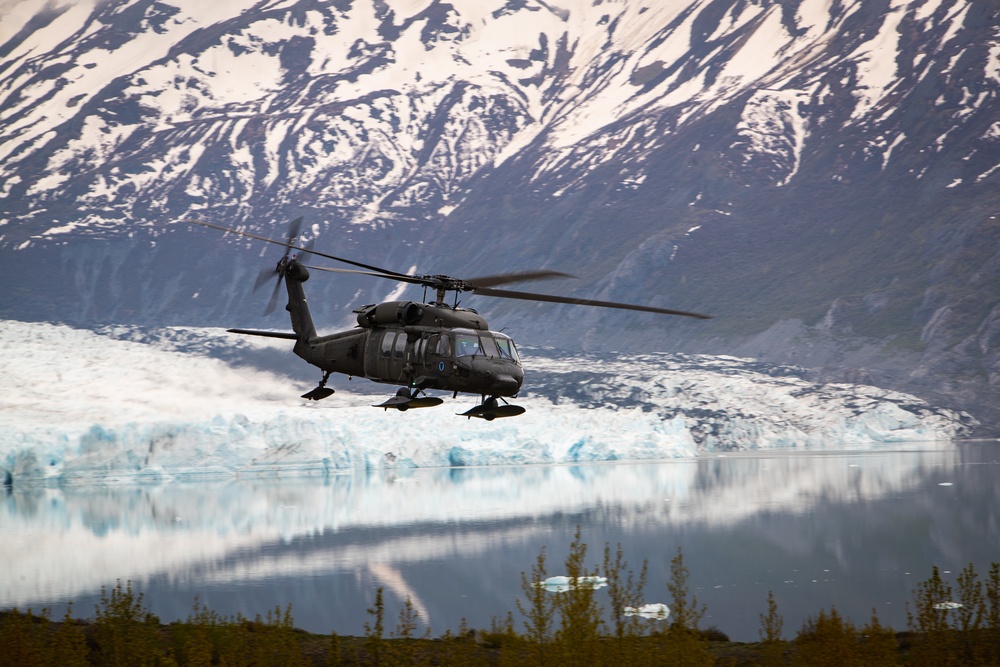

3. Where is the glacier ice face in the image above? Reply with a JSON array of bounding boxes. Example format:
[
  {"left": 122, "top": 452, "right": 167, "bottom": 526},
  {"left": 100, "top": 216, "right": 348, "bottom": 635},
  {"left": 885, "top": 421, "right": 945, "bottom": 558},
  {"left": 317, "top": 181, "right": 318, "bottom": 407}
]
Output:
[{"left": 0, "top": 320, "right": 975, "bottom": 486}]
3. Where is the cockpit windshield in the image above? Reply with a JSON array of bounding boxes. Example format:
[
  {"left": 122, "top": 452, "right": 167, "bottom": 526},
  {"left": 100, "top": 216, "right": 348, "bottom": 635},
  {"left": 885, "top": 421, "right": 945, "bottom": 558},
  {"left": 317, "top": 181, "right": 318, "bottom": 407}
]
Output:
[
  {"left": 451, "top": 330, "right": 520, "bottom": 363},
  {"left": 479, "top": 333, "right": 499, "bottom": 358},
  {"left": 455, "top": 334, "right": 482, "bottom": 357}
]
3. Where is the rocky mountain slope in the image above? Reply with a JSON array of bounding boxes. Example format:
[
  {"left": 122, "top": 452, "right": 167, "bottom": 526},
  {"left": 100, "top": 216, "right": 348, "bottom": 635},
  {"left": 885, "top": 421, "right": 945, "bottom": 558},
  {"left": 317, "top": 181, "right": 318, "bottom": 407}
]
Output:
[{"left": 1, "top": 0, "right": 998, "bottom": 430}]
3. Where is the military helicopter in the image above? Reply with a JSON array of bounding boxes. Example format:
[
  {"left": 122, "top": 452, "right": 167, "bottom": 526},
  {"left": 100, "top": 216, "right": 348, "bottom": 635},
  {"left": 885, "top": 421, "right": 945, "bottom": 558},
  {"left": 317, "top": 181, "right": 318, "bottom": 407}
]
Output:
[{"left": 187, "top": 218, "right": 710, "bottom": 420}]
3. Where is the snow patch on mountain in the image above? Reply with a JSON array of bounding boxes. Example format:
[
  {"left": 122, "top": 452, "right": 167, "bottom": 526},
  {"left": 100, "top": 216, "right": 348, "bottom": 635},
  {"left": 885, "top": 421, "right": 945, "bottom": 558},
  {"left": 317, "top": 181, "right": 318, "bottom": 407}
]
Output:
[
  {"left": 734, "top": 89, "right": 811, "bottom": 186},
  {"left": 848, "top": 1, "right": 906, "bottom": 121}
]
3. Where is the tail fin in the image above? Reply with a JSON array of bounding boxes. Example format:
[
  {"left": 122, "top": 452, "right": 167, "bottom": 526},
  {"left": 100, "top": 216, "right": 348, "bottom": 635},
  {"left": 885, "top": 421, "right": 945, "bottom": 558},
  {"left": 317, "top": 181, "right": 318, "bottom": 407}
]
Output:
[{"left": 283, "top": 262, "right": 317, "bottom": 343}]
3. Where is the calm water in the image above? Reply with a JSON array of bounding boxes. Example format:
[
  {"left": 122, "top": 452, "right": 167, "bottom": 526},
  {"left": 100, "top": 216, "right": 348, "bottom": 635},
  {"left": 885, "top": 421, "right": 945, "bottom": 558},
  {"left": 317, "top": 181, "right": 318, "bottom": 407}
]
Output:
[{"left": 2, "top": 441, "right": 998, "bottom": 641}]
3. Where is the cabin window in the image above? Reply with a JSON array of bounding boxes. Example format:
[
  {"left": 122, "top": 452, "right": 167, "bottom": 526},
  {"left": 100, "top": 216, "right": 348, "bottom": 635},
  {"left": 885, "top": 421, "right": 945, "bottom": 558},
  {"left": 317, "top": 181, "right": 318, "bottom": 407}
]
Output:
[
  {"left": 455, "top": 334, "right": 482, "bottom": 357},
  {"left": 393, "top": 333, "right": 407, "bottom": 359},
  {"left": 495, "top": 335, "right": 519, "bottom": 362},
  {"left": 380, "top": 331, "right": 395, "bottom": 358}
]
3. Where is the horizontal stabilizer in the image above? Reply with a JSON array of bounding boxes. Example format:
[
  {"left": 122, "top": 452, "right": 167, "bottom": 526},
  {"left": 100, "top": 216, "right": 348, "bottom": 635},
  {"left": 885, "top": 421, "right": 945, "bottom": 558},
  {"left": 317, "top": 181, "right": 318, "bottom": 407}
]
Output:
[{"left": 227, "top": 328, "right": 299, "bottom": 340}]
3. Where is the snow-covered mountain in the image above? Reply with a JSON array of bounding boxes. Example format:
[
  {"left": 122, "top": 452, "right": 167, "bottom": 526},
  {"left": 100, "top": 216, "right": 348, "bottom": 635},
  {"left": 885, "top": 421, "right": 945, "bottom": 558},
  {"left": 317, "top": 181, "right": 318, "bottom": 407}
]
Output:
[
  {"left": 0, "top": 320, "right": 973, "bottom": 485},
  {"left": 1, "top": 0, "right": 998, "bottom": 429}
]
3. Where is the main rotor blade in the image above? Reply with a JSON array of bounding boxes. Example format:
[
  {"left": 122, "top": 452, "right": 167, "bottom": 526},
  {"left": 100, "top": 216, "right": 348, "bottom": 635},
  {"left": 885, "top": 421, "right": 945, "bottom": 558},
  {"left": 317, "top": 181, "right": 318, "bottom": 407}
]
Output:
[
  {"left": 305, "top": 265, "right": 577, "bottom": 290},
  {"left": 183, "top": 219, "right": 413, "bottom": 280},
  {"left": 472, "top": 286, "right": 713, "bottom": 319},
  {"left": 303, "top": 264, "right": 428, "bottom": 286},
  {"left": 466, "top": 270, "right": 576, "bottom": 289}
]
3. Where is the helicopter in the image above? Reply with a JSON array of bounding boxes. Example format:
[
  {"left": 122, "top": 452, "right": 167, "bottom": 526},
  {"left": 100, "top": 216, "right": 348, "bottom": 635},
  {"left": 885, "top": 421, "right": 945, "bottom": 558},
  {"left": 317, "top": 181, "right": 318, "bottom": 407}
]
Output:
[{"left": 187, "top": 218, "right": 711, "bottom": 420}]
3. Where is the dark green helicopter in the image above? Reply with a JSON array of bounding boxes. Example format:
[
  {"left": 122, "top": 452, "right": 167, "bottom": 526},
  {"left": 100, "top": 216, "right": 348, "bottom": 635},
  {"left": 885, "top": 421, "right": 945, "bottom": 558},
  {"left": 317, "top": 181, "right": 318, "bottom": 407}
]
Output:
[{"left": 188, "top": 218, "right": 710, "bottom": 420}]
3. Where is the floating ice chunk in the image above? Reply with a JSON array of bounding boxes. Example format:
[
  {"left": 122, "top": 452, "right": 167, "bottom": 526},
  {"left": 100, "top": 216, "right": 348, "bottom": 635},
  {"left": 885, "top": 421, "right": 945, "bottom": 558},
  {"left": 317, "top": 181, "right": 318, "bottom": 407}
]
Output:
[
  {"left": 938, "top": 482, "right": 954, "bottom": 486},
  {"left": 539, "top": 575, "right": 608, "bottom": 592},
  {"left": 933, "top": 601, "right": 962, "bottom": 610},
  {"left": 624, "top": 603, "right": 670, "bottom": 619}
]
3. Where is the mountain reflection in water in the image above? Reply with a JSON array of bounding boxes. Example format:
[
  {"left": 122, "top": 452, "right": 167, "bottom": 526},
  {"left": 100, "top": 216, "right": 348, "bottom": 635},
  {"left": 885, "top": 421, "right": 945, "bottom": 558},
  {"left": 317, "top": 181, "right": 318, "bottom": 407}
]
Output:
[{"left": 2, "top": 441, "right": 998, "bottom": 641}]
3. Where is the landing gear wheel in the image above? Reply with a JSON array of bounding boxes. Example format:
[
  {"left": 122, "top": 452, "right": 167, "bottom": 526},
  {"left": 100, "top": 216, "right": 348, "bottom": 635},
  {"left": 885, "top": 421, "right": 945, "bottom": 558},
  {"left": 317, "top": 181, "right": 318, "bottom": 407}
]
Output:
[
  {"left": 458, "top": 396, "right": 524, "bottom": 420},
  {"left": 373, "top": 388, "right": 444, "bottom": 411},
  {"left": 301, "top": 372, "right": 335, "bottom": 401},
  {"left": 396, "top": 387, "right": 412, "bottom": 410}
]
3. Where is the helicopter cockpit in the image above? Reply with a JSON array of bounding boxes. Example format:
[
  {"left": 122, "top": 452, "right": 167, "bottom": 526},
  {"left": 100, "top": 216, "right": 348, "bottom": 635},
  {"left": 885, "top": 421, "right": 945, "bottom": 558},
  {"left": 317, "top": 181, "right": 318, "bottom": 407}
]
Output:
[{"left": 452, "top": 330, "right": 520, "bottom": 363}]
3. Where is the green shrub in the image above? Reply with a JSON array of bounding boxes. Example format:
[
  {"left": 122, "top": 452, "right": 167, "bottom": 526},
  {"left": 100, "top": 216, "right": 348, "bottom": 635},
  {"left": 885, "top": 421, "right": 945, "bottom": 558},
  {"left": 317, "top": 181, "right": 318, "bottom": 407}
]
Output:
[
  {"left": 792, "top": 607, "right": 858, "bottom": 666},
  {"left": 0, "top": 608, "right": 51, "bottom": 667},
  {"left": 51, "top": 605, "right": 90, "bottom": 667},
  {"left": 858, "top": 609, "right": 898, "bottom": 667},
  {"left": 16, "top": 548, "right": 1000, "bottom": 665},
  {"left": 656, "top": 547, "right": 713, "bottom": 666},
  {"left": 551, "top": 529, "right": 605, "bottom": 664},
  {"left": 92, "top": 580, "right": 164, "bottom": 667},
  {"left": 363, "top": 587, "right": 386, "bottom": 666},
  {"left": 602, "top": 541, "right": 650, "bottom": 664},
  {"left": 757, "top": 590, "right": 787, "bottom": 666},
  {"left": 515, "top": 546, "right": 554, "bottom": 665}
]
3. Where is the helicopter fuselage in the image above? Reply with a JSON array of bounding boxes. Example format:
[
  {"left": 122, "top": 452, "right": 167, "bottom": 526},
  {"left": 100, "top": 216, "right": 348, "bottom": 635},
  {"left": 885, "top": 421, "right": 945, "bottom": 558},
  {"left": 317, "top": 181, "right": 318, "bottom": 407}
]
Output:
[
  {"left": 298, "top": 301, "right": 524, "bottom": 398},
  {"left": 230, "top": 260, "right": 525, "bottom": 402}
]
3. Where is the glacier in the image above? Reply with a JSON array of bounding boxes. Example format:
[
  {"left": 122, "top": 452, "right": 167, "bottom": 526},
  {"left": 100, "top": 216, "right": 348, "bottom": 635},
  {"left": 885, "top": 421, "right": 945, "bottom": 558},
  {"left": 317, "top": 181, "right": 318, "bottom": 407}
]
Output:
[{"left": 0, "top": 319, "right": 974, "bottom": 486}]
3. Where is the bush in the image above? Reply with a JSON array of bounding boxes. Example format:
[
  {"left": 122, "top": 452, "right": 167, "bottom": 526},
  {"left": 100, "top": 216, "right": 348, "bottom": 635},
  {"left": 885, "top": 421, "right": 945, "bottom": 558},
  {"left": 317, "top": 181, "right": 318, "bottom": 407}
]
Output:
[{"left": 7, "top": 551, "right": 1000, "bottom": 666}]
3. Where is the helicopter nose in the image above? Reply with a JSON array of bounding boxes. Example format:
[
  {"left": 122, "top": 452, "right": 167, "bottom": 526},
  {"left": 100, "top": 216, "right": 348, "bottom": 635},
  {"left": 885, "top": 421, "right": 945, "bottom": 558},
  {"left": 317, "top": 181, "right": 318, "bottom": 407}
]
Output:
[{"left": 492, "top": 373, "right": 522, "bottom": 396}]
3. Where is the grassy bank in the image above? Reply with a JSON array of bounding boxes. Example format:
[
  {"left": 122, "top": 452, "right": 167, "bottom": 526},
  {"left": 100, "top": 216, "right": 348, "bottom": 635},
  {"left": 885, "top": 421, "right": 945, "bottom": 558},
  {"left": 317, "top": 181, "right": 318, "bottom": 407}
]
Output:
[{"left": 3, "top": 537, "right": 1000, "bottom": 666}]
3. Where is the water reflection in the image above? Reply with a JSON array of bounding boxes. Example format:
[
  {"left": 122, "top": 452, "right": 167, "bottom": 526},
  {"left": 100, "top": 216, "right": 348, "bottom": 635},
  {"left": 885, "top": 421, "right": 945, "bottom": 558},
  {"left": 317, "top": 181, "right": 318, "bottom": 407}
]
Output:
[{"left": 2, "top": 441, "right": 998, "bottom": 641}]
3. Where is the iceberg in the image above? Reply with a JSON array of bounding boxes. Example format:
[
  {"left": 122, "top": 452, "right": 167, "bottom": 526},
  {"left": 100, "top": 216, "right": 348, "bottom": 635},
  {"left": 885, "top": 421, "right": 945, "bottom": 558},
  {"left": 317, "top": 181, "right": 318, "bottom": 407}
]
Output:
[
  {"left": 624, "top": 603, "right": 670, "bottom": 620},
  {"left": 540, "top": 575, "right": 609, "bottom": 592},
  {"left": 0, "top": 320, "right": 975, "bottom": 486},
  {"left": 933, "top": 602, "right": 963, "bottom": 610}
]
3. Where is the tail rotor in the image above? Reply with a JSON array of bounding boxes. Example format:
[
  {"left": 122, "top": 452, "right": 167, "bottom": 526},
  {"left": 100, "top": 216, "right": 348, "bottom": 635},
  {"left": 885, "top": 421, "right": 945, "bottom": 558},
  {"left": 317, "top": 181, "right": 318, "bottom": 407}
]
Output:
[{"left": 252, "top": 217, "right": 304, "bottom": 316}]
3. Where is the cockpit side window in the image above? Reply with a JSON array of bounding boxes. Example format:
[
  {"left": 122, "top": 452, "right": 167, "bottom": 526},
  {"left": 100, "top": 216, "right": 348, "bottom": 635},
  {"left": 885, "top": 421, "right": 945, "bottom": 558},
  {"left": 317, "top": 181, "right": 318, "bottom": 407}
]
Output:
[
  {"left": 432, "top": 334, "right": 452, "bottom": 357},
  {"left": 455, "top": 334, "right": 482, "bottom": 357}
]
